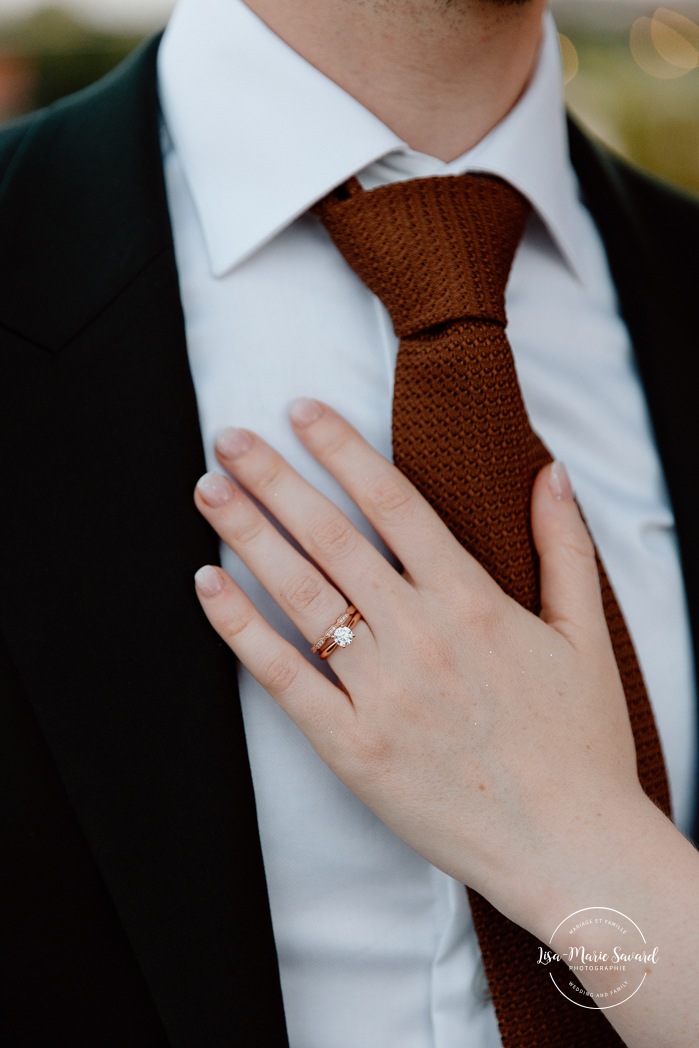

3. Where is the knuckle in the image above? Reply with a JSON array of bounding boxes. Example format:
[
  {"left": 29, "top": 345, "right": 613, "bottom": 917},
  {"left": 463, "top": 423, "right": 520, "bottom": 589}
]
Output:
[
  {"left": 576, "top": 533, "right": 597, "bottom": 562},
  {"left": 410, "top": 625, "right": 459, "bottom": 676},
  {"left": 307, "top": 513, "right": 357, "bottom": 559},
  {"left": 320, "top": 425, "right": 354, "bottom": 461},
  {"left": 254, "top": 459, "right": 284, "bottom": 493},
  {"left": 228, "top": 509, "right": 265, "bottom": 545},
  {"left": 282, "top": 570, "right": 324, "bottom": 614},
  {"left": 264, "top": 652, "right": 301, "bottom": 694},
  {"left": 352, "top": 725, "right": 395, "bottom": 770},
  {"left": 458, "top": 584, "right": 499, "bottom": 631},
  {"left": 552, "top": 511, "right": 596, "bottom": 562},
  {"left": 364, "top": 473, "right": 414, "bottom": 524},
  {"left": 563, "top": 531, "right": 597, "bottom": 567},
  {"left": 220, "top": 605, "right": 255, "bottom": 644}
]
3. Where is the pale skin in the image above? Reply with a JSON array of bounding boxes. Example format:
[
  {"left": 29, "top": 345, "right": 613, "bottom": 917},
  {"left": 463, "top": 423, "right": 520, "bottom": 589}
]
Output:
[
  {"left": 244, "top": 0, "right": 547, "bottom": 160},
  {"left": 192, "top": 0, "right": 699, "bottom": 1043},
  {"left": 193, "top": 403, "right": 699, "bottom": 1047}
]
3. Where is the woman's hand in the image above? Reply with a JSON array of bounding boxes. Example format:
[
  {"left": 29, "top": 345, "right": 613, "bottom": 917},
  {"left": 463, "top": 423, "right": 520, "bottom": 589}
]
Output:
[{"left": 192, "top": 398, "right": 646, "bottom": 931}]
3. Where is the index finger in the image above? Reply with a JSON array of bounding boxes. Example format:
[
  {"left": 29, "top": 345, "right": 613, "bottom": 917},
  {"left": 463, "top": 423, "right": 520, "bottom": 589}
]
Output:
[{"left": 289, "top": 398, "right": 489, "bottom": 591}]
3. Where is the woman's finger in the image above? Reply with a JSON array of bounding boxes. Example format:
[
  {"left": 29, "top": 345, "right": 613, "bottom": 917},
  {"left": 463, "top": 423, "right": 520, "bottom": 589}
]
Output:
[
  {"left": 213, "top": 425, "right": 412, "bottom": 624},
  {"left": 288, "top": 398, "right": 487, "bottom": 591},
  {"left": 531, "top": 461, "right": 609, "bottom": 647},
  {"left": 193, "top": 564, "right": 356, "bottom": 746},
  {"left": 194, "top": 470, "right": 365, "bottom": 650},
  {"left": 214, "top": 403, "right": 490, "bottom": 606}
]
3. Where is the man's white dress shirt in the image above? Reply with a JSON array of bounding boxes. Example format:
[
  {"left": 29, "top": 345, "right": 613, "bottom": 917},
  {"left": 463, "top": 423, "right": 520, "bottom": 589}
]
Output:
[{"left": 158, "top": 2, "right": 696, "bottom": 1044}]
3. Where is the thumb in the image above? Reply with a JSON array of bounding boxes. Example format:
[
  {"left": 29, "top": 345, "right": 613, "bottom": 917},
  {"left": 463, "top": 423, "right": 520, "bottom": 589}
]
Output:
[{"left": 531, "top": 462, "right": 607, "bottom": 644}]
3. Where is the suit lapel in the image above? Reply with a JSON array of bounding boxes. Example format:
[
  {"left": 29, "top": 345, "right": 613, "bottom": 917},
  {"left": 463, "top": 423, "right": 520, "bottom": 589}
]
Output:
[
  {"left": 0, "top": 40, "right": 289, "bottom": 1046},
  {"left": 570, "top": 122, "right": 699, "bottom": 837}
]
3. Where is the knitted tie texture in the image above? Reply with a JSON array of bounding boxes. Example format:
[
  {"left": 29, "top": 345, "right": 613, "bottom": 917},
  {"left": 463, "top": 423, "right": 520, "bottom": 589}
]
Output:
[{"left": 314, "top": 174, "right": 671, "bottom": 1048}]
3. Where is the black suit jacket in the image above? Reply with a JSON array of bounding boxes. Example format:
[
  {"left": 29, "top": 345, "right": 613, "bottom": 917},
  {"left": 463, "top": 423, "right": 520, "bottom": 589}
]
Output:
[{"left": 1, "top": 36, "right": 698, "bottom": 1048}]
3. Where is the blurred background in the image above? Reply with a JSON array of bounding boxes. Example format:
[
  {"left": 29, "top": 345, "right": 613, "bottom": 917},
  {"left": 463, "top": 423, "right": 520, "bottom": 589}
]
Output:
[{"left": 0, "top": 0, "right": 698, "bottom": 195}]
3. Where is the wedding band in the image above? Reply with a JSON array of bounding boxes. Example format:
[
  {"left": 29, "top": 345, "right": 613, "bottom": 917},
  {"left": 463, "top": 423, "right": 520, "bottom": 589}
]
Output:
[{"left": 311, "top": 605, "right": 362, "bottom": 660}]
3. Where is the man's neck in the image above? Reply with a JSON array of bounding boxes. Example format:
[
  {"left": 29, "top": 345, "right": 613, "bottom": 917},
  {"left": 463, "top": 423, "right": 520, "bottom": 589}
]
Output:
[{"left": 243, "top": 0, "right": 547, "bottom": 161}]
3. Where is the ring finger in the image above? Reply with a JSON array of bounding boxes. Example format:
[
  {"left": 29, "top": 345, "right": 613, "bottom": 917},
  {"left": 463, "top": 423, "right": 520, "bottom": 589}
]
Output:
[{"left": 194, "top": 470, "right": 376, "bottom": 668}]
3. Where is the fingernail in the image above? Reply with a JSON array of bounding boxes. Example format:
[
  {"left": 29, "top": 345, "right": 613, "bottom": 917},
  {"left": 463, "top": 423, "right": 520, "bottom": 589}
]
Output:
[
  {"left": 196, "top": 471, "right": 232, "bottom": 507},
  {"left": 194, "top": 565, "right": 223, "bottom": 597},
  {"left": 290, "top": 397, "right": 323, "bottom": 427},
  {"left": 216, "top": 427, "right": 253, "bottom": 459},
  {"left": 549, "top": 461, "right": 573, "bottom": 502}
]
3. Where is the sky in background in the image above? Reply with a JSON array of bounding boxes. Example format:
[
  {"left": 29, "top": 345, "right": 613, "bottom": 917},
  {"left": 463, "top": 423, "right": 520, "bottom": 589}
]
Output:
[{"left": 0, "top": 0, "right": 676, "bottom": 31}]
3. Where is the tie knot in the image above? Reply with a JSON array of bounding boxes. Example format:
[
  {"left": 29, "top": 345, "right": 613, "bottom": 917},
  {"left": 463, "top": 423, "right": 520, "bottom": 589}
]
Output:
[{"left": 314, "top": 174, "right": 530, "bottom": 338}]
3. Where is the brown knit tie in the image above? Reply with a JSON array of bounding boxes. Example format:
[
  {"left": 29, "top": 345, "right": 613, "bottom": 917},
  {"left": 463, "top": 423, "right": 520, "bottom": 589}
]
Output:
[{"left": 314, "top": 174, "right": 671, "bottom": 1047}]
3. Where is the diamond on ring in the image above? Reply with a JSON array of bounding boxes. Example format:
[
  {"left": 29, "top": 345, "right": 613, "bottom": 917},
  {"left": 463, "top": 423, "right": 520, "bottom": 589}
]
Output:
[
  {"left": 332, "top": 625, "right": 355, "bottom": 648},
  {"left": 311, "top": 604, "right": 363, "bottom": 660}
]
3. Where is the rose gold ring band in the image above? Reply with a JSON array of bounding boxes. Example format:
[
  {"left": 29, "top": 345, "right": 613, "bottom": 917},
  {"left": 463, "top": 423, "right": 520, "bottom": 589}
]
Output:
[{"left": 311, "top": 605, "right": 362, "bottom": 660}]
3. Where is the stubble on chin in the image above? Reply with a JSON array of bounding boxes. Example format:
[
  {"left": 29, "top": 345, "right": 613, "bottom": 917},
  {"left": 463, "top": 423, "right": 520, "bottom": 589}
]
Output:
[
  {"left": 352, "top": 0, "right": 534, "bottom": 22},
  {"left": 441, "top": 0, "right": 531, "bottom": 7}
]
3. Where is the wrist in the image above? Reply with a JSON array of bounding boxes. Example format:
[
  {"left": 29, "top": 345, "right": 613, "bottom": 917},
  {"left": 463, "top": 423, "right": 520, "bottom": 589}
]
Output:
[{"left": 501, "top": 787, "right": 663, "bottom": 943}]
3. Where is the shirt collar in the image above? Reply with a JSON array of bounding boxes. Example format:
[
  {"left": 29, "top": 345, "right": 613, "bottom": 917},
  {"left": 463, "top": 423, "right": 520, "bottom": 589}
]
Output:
[
  {"left": 159, "top": 0, "right": 585, "bottom": 281},
  {"left": 158, "top": 0, "right": 401, "bottom": 274},
  {"left": 449, "top": 13, "right": 587, "bottom": 283}
]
